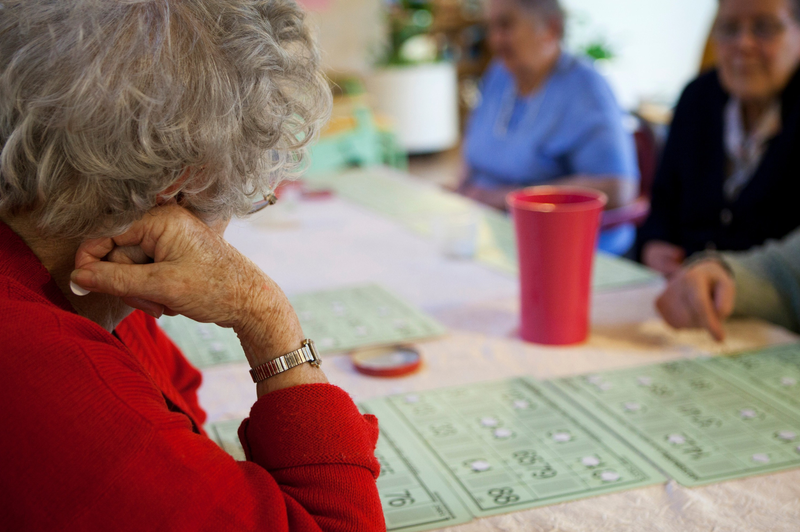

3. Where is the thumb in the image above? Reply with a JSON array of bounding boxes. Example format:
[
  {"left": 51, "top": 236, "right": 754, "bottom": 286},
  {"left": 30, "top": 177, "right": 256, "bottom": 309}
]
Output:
[{"left": 71, "top": 261, "right": 167, "bottom": 303}]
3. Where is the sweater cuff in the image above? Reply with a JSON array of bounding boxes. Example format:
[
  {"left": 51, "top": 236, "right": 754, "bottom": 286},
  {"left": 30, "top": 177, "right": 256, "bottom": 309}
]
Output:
[
  {"left": 238, "top": 383, "right": 380, "bottom": 477},
  {"left": 724, "top": 255, "right": 797, "bottom": 331},
  {"left": 684, "top": 250, "right": 734, "bottom": 276}
]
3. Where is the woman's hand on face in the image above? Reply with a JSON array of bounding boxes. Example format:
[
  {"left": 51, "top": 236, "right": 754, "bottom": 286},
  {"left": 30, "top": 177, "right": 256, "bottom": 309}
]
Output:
[
  {"left": 655, "top": 260, "right": 736, "bottom": 342},
  {"left": 642, "top": 240, "right": 686, "bottom": 276},
  {"left": 96, "top": 243, "right": 170, "bottom": 318},
  {"left": 70, "top": 205, "right": 305, "bottom": 368}
]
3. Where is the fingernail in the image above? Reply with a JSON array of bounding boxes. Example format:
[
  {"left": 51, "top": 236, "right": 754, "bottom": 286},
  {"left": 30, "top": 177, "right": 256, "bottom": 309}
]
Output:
[
  {"left": 144, "top": 308, "right": 164, "bottom": 320},
  {"left": 70, "top": 281, "right": 91, "bottom": 296}
]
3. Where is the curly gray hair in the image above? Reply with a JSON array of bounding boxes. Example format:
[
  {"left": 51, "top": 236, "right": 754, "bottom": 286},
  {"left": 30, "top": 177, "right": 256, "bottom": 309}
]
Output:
[{"left": 0, "top": 0, "right": 331, "bottom": 238}]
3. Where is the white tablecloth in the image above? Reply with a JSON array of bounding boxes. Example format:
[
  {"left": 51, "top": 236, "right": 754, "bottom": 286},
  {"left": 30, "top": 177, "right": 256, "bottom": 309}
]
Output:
[{"left": 201, "top": 180, "right": 800, "bottom": 531}]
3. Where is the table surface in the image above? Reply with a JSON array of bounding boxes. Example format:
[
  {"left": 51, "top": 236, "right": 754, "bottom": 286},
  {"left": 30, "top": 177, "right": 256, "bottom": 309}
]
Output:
[{"left": 201, "top": 169, "right": 800, "bottom": 531}]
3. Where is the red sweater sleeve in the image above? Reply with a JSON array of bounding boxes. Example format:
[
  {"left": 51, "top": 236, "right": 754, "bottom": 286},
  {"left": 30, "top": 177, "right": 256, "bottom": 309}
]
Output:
[
  {"left": 117, "top": 312, "right": 208, "bottom": 426},
  {"left": 1, "top": 301, "right": 385, "bottom": 531},
  {"left": 70, "top": 382, "right": 385, "bottom": 532}
]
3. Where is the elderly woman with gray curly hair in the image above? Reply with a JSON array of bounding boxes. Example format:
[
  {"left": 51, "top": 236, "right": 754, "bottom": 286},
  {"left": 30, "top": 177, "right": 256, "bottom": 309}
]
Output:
[{"left": 0, "top": 1, "right": 384, "bottom": 530}]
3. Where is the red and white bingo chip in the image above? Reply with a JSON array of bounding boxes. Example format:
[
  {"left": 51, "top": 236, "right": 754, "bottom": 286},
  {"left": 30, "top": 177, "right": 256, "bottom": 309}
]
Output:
[{"left": 351, "top": 345, "right": 422, "bottom": 377}]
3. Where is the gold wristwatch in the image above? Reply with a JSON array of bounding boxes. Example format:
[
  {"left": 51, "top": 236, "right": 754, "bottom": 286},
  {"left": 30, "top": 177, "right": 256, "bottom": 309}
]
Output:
[{"left": 249, "top": 339, "right": 321, "bottom": 383}]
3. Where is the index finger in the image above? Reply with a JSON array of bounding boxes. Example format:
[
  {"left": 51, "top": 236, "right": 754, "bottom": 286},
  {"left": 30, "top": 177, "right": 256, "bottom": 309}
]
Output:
[
  {"left": 686, "top": 282, "right": 725, "bottom": 341},
  {"left": 74, "top": 207, "right": 180, "bottom": 269},
  {"left": 74, "top": 237, "right": 117, "bottom": 270}
]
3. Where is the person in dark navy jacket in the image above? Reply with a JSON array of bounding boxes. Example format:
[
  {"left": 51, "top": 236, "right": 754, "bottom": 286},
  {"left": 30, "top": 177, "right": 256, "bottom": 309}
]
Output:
[{"left": 638, "top": 0, "right": 800, "bottom": 275}]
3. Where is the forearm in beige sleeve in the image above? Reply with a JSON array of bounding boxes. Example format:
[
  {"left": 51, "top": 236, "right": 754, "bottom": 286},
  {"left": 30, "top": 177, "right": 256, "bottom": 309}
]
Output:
[{"left": 725, "top": 256, "right": 798, "bottom": 332}]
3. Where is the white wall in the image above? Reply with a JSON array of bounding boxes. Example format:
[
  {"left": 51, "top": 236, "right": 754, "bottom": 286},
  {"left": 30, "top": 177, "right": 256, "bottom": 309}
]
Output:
[
  {"left": 562, "top": 0, "right": 718, "bottom": 109},
  {"left": 306, "top": 0, "right": 384, "bottom": 75},
  {"left": 306, "top": 0, "right": 718, "bottom": 109}
]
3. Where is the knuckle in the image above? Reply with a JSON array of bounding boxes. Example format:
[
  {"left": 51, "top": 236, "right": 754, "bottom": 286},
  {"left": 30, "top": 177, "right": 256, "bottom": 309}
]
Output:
[
  {"left": 110, "top": 267, "right": 131, "bottom": 296},
  {"left": 686, "top": 272, "right": 710, "bottom": 292},
  {"left": 686, "top": 288, "right": 708, "bottom": 310}
]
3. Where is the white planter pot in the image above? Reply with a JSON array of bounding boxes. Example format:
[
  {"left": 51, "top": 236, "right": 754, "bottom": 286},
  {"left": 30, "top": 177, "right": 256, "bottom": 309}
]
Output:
[{"left": 367, "top": 62, "right": 459, "bottom": 154}]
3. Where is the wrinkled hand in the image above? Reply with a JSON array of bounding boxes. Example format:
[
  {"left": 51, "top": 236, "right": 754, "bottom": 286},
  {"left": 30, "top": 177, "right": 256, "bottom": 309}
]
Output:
[
  {"left": 70, "top": 205, "right": 304, "bottom": 368},
  {"left": 655, "top": 260, "right": 736, "bottom": 342},
  {"left": 642, "top": 240, "right": 686, "bottom": 276}
]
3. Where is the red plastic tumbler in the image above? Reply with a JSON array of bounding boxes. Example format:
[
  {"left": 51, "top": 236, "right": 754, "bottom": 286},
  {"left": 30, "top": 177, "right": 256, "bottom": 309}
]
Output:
[{"left": 507, "top": 186, "right": 607, "bottom": 345}]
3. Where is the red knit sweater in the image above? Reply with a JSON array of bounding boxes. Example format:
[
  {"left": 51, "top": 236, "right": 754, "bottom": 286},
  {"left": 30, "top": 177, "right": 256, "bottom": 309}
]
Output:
[{"left": 0, "top": 221, "right": 385, "bottom": 531}]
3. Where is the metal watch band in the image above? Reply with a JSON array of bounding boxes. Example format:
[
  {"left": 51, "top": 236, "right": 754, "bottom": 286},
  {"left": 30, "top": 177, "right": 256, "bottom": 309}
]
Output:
[{"left": 249, "top": 339, "right": 321, "bottom": 383}]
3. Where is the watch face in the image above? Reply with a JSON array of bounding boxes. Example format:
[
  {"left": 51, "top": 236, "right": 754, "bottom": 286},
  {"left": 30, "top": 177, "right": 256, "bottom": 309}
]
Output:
[{"left": 304, "top": 340, "right": 322, "bottom": 365}]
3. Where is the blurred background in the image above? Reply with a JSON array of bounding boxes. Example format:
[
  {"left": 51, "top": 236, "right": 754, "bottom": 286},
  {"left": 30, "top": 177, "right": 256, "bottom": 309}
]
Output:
[{"left": 297, "top": 0, "right": 717, "bottom": 183}]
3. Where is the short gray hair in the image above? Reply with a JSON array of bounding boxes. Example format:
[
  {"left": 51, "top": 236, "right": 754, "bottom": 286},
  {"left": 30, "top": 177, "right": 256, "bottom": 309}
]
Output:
[
  {"left": 515, "top": 0, "right": 565, "bottom": 35},
  {"left": 0, "top": 0, "right": 331, "bottom": 238},
  {"left": 718, "top": 0, "right": 800, "bottom": 22}
]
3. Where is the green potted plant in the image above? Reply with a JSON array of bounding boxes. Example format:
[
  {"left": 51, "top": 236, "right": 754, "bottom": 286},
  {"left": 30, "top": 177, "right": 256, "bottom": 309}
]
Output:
[{"left": 367, "top": 0, "right": 459, "bottom": 154}]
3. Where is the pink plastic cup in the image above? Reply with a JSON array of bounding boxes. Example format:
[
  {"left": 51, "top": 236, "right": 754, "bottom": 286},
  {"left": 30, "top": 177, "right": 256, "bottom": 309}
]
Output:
[{"left": 507, "top": 186, "right": 607, "bottom": 345}]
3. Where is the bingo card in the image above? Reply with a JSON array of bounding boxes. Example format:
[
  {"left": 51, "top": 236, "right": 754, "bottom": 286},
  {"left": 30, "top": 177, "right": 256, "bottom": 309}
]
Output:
[
  {"left": 360, "top": 378, "right": 664, "bottom": 519},
  {"left": 207, "top": 417, "right": 474, "bottom": 532},
  {"left": 552, "top": 355, "right": 800, "bottom": 487},
  {"left": 304, "top": 169, "right": 659, "bottom": 291},
  {"left": 159, "top": 283, "right": 446, "bottom": 369}
]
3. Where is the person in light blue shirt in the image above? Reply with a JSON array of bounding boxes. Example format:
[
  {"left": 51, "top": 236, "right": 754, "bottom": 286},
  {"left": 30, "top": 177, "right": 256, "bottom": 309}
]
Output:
[{"left": 459, "top": 0, "right": 640, "bottom": 255}]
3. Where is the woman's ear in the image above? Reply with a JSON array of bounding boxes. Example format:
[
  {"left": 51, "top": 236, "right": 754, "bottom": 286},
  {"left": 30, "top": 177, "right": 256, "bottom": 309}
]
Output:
[
  {"left": 157, "top": 168, "right": 192, "bottom": 205},
  {"left": 156, "top": 194, "right": 179, "bottom": 206}
]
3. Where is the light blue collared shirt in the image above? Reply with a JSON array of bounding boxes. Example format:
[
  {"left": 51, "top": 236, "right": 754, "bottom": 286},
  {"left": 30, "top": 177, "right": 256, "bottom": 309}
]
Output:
[{"left": 463, "top": 53, "right": 639, "bottom": 255}]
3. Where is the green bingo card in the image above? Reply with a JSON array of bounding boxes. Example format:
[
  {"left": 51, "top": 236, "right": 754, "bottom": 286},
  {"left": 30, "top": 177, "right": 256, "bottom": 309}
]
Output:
[
  {"left": 305, "top": 170, "right": 659, "bottom": 291},
  {"left": 206, "top": 417, "right": 474, "bottom": 532},
  {"left": 159, "top": 284, "right": 446, "bottom": 369},
  {"left": 552, "top": 357, "right": 800, "bottom": 487},
  {"left": 289, "top": 284, "right": 446, "bottom": 354},
  {"left": 207, "top": 418, "right": 247, "bottom": 461},
  {"left": 474, "top": 208, "right": 657, "bottom": 290},
  {"left": 704, "top": 343, "right": 800, "bottom": 412},
  {"left": 158, "top": 315, "right": 244, "bottom": 369},
  {"left": 361, "top": 378, "right": 665, "bottom": 519}
]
